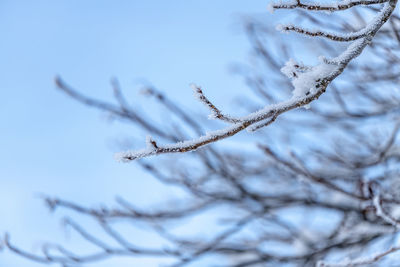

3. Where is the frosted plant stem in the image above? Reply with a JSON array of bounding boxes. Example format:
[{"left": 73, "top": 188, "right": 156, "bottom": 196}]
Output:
[
  {"left": 117, "top": 0, "right": 397, "bottom": 162},
  {"left": 317, "top": 246, "right": 400, "bottom": 266}
]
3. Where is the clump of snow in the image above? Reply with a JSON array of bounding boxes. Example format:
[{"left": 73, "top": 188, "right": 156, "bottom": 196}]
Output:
[
  {"left": 281, "top": 59, "right": 308, "bottom": 79},
  {"left": 281, "top": 58, "right": 335, "bottom": 98}
]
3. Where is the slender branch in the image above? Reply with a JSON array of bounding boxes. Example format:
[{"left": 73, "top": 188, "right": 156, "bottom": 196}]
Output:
[
  {"left": 278, "top": 24, "right": 367, "bottom": 42},
  {"left": 192, "top": 84, "right": 242, "bottom": 123},
  {"left": 270, "top": 0, "right": 389, "bottom": 12}
]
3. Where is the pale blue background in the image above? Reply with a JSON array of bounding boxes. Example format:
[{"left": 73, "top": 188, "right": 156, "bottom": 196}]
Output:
[{"left": 0, "top": 1, "right": 272, "bottom": 266}]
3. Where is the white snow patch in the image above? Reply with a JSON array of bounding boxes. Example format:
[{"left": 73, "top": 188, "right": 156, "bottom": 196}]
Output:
[{"left": 281, "top": 58, "right": 335, "bottom": 98}]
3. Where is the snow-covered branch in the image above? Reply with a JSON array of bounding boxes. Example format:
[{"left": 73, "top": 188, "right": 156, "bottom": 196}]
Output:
[
  {"left": 117, "top": 0, "right": 397, "bottom": 161},
  {"left": 277, "top": 25, "right": 370, "bottom": 42}
]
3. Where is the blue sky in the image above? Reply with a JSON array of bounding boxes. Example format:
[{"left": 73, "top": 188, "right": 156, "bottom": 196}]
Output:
[{"left": 0, "top": 1, "right": 273, "bottom": 266}]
